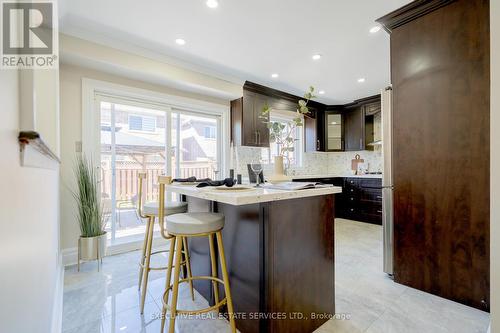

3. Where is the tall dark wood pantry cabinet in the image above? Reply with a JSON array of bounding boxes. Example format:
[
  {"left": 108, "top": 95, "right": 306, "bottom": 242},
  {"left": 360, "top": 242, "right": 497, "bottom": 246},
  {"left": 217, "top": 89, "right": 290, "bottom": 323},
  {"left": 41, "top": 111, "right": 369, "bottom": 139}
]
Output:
[{"left": 377, "top": 0, "right": 490, "bottom": 311}]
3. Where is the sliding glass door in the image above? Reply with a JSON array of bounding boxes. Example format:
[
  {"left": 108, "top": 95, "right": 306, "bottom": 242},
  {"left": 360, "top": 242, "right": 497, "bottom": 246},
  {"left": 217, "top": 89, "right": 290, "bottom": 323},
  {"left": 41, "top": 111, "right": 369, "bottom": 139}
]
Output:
[{"left": 98, "top": 98, "right": 221, "bottom": 243}]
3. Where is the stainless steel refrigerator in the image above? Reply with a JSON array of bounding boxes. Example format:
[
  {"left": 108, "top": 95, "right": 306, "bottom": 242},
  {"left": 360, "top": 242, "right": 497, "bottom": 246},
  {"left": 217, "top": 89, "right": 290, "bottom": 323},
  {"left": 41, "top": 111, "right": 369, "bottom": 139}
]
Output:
[{"left": 381, "top": 86, "right": 394, "bottom": 275}]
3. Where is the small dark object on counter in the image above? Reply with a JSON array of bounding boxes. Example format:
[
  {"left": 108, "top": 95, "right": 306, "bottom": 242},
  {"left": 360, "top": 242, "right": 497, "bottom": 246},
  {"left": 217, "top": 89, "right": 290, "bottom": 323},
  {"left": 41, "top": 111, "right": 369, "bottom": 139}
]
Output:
[
  {"left": 237, "top": 174, "right": 242, "bottom": 184},
  {"left": 196, "top": 178, "right": 235, "bottom": 188},
  {"left": 173, "top": 176, "right": 212, "bottom": 183},
  {"left": 229, "top": 169, "right": 235, "bottom": 179}
]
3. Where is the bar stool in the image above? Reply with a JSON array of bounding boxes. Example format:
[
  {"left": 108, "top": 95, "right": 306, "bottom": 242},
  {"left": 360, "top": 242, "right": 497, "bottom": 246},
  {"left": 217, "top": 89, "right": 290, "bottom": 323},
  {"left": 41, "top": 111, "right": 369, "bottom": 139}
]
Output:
[
  {"left": 156, "top": 176, "right": 236, "bottom": 333},
  {"left": 136, "top": 172, "right": 192, "bottom": 314}
]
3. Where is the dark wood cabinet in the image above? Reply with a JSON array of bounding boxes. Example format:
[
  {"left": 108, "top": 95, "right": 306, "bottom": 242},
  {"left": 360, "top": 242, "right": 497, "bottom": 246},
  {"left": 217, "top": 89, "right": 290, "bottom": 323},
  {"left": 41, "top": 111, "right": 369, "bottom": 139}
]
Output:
[
  {"left": 230, "top": 90, "right": 269, "bottom": 147},
  {"left": 292, "top": 177, "right": 382, "bottom": 225},
  {"left": 324, "top": 111, "right": 344, "bottom": 151},
  {"left": 340, "top": 96, "right": 380, "bottom": 152},
  {"left": 304, "top": 114, "right": 319, "bottom": 152},
  {"left": 337, "top": 177, "right": 382, "bottom": 225},
  {"left": 232, "top": 81, "right": 326, "bottom": 149},
  {"left": 232, "top": 81, "right": 381, "bottom": 153},
  {"left": 253, "top": 93, "right": 270, "bottom": 147},
  {"left": 378, "top": 0, "right": 490, "bottom": 310},
  {"left": 344, "top": 106, "right": 365, "bottom": 151}
]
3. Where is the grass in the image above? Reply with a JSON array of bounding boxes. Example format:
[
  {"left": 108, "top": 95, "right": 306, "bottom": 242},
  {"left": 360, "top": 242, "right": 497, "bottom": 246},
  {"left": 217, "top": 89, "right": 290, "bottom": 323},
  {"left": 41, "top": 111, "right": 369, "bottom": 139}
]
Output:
[{"left": 73, "top": 155, "right": 105, "bottom": 238}]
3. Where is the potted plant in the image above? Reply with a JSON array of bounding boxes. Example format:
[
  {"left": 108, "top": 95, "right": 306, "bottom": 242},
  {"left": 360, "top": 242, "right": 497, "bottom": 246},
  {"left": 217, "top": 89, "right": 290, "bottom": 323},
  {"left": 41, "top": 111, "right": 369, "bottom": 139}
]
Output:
[
  {"left": 260, "top": 86, "right": 316, "bottom": 180},
  {"left": 73, "top": 155, "right": 107, "bottom": 269}
]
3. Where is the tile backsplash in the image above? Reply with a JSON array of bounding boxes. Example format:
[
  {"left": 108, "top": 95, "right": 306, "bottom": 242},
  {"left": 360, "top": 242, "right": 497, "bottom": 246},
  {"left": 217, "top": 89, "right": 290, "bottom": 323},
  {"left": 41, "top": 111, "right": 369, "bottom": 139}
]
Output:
[{"left": 231, "top": 146, "right": 382, "bottom": 177}]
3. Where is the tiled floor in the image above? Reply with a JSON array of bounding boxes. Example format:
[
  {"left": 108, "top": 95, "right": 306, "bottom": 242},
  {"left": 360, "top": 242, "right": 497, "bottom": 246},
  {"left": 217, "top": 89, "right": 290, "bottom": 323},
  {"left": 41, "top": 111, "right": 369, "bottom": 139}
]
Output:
[{"left": 62, "top": 218, "right": 490, "bottom": 333}]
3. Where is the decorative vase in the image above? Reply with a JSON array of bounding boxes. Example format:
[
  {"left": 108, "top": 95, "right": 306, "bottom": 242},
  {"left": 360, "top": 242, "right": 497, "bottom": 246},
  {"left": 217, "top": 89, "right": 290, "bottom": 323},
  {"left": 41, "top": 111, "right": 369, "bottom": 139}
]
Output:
[
  {"left": 274, "top": 155, "right": 285, "bottom": 176},
  {"left": 268, "top": 155, "right": 291, "bottom": 183}
]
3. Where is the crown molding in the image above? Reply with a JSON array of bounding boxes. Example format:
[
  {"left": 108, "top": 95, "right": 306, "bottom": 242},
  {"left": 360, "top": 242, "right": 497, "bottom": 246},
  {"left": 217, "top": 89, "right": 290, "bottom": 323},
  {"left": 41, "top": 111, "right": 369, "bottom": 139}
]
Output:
[{"left": 376, "top": 0, "right": 456, "bottom": 33}]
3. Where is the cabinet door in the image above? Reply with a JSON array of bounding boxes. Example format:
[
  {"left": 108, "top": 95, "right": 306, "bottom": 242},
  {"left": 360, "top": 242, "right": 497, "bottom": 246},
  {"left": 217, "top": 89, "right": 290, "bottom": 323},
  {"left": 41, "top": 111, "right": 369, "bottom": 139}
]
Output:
[
  {"left": 242, "top": 92, "right": 257, "bottom": 146},
  {"left": 325, "top": 112, "right": 343, "bottom": 151},
  {"left": 253, "top": 94, "right": 270, "bottom": 147},
  {"left": 304, "top": 115, "right": 318, "bottom": 152},
  {"left": 344, "top": 107, "right": 365, "bottom": 151}
]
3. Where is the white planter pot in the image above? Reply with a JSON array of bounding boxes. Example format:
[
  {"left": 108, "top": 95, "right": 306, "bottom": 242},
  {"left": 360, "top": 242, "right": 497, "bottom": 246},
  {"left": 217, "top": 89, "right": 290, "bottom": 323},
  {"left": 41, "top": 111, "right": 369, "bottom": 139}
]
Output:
[{"left": 79, "top": 232, "right": 107, "bottom": 261}]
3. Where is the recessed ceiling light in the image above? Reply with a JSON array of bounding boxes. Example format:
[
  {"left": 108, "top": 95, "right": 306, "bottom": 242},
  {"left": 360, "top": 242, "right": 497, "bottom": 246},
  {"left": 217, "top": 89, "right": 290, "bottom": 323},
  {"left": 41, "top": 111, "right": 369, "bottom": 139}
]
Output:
[
  {"left": 369, "top": 26, "right": 381, "bottom": 33},
  {"left": 271, "top": 73, "right": 279, "bottom": 78},
  {"left": 206, "top": 0, "right": 219, "bottom": 8},
  {"left": 175, "top": 38, "right": 186, "bottom": 45},
  {"left": 319, "top": 90, "right": 325, "bottom": 95},
  {"left": 312, "top": 54, "right": 322, "bottom": 60},
  {"left": 357, "top": 78, "right": 366, "bottom": 83}
]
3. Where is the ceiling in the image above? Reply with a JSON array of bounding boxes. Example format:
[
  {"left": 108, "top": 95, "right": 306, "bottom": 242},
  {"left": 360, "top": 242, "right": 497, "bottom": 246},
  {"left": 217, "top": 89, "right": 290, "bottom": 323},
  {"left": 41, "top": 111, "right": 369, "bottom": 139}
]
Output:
[{"left": 58, "top": 0, "right": 411, "bottom": 104}]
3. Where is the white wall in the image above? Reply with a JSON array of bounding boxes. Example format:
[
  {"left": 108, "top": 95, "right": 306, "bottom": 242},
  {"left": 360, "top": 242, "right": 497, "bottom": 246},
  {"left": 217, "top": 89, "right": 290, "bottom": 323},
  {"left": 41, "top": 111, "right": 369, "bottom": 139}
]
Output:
[
  {"left": 60, "top": 34, "right": 243, "bottom": 101},
  {"left": 490, "top": 1, "right": 499, "bottom": 332},
  {"left": 59, "top": 63, "right": 230, "bottom": 253},
  {"left": 0, "top": 71, "right": 62, "bottom": 333}
]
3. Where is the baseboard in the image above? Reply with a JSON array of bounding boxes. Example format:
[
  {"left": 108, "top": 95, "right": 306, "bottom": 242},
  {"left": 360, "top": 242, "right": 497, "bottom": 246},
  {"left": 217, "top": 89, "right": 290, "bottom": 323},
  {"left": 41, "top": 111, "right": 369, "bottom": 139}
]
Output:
[
  {"left": 62, "top": 236, "right": 166, "bottom": 266},
  {"left": 51, "top": 254, "right": 64, "bottom": 333}
]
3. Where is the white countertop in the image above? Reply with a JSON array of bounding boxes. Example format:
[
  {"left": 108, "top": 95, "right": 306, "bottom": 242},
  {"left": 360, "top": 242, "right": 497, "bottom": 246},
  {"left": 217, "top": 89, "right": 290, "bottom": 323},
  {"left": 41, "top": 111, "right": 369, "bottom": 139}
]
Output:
[
  {"left": 167, "top": 184, "right": 342, "bottom": 206},
  {"left": 291, "top": 174, "right": 383, "bottom": 179}
]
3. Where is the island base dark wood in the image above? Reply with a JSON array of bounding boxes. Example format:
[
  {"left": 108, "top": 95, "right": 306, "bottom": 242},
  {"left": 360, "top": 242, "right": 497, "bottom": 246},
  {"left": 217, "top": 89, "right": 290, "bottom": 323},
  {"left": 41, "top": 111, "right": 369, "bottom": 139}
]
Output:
[{"left": 186, "top": 195, "right": 335, "bottom": 333}]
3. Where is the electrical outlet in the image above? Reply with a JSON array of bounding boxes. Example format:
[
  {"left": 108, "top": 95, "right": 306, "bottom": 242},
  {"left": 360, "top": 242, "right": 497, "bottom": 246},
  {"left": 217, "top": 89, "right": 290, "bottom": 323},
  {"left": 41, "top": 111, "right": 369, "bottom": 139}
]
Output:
[{"left": 75, "top": 141, "right": 82, "bottom": 152}]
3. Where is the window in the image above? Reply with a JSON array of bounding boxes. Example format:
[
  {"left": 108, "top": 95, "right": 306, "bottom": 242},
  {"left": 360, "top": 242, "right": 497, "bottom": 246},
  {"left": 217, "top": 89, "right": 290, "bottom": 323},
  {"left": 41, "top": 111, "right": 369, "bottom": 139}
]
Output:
[
  {"left": 129, "top": 114, "right": 156, "bottom": 132},
  {"left": 99, "top": 100, "right": 222, "bottom": 244},
  {"left": 203, "top": 126, "right": 216, "bottom": 139},
  {"left": 261, "top": 111, "right": 303, "bottom": 166}
]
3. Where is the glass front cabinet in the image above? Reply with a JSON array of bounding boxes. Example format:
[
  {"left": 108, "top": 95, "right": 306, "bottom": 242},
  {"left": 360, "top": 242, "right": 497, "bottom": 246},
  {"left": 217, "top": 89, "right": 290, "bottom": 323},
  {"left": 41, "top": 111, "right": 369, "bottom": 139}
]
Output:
[{"left": 324, "top": 111, "right": 344, "bottom": 151}]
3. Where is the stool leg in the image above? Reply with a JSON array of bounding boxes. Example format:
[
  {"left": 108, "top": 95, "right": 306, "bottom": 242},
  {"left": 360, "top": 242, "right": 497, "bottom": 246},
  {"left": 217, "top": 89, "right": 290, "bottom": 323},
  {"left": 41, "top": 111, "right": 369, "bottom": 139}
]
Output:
[
  {"left": 140, "top": 216, "right": 155, "bottom": 314},
  {"left": 168, "top": 236, "right": 184, "bottom": 333},
  {"left": 138, "top": 216, "right": 151, "bottom": 290},
  {"left": 208, "top": 234, "right": 219, "bottom": 313},
  {"left": 216, "top": 231, "right": 236, "bottom": 332},
  {"left": 161, "top": 237, "right": 176, "bottom": 332},
  {"left": 182, "top": 237, "right": 195, "bottom": 301}
]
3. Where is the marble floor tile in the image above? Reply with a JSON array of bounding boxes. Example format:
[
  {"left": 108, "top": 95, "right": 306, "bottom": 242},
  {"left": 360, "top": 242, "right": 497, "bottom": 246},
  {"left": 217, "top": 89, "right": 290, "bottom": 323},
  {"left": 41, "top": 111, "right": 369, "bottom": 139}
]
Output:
[
  {"left": 315, "top": 219, "right": 490, "bottom": 333},
  {"left": 63, "top": 218, "right": 489, "bottom": 333}
]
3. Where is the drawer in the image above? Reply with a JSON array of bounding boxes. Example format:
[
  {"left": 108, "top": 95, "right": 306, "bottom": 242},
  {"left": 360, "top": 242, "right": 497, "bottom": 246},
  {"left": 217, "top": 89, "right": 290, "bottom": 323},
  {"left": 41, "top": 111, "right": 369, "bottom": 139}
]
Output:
[
  {"left": 345, "top": 195, "right": 360, "bottom": 204},
  {"left": 358, "top": 178, "right": 382, "bottom": 189},
  {"left": 360, "top": 203, "right": 383, "bottom": 216},
  {"left": 344, "top": 178, "right": 359, "bottom": 186},
  {"left": 360, "top": 188, "right": 382, "bottom": 202}
]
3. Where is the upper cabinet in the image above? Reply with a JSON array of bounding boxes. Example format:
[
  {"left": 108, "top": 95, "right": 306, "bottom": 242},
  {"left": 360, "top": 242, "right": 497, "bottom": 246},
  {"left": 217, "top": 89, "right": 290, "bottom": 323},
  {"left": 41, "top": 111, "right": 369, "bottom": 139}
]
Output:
[
  {"left": 324, "top": 111, "right": 344, "bottom": 151},
  {"left": 231, "top": 81, "right": 323, "bottom": 148},
  {"left": 344, "top": 105, "right": 365, "bottom": 151},
  {"left": 342, "top": 95, "right": 381, "bottom": 152},
  {"left": 231, "top": 81, "right": 380, "bottom": 153},
  {"left": 230, "top": 89, "right": 270, "bottom": 147}
]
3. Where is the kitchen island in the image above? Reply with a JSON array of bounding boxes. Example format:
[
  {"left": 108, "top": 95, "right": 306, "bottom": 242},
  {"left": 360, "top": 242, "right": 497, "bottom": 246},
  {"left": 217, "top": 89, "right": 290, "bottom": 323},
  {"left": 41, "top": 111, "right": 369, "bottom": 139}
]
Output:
[{"left": 167, "top": 184, "right": 341, "bottom": 333}]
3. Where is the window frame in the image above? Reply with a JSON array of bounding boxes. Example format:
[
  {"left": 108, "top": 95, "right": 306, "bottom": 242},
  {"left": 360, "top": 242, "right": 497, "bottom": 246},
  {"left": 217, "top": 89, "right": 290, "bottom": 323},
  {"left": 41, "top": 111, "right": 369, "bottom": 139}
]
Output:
[{"left": 263, "top": 111, "right": 304, "bottom": 167}]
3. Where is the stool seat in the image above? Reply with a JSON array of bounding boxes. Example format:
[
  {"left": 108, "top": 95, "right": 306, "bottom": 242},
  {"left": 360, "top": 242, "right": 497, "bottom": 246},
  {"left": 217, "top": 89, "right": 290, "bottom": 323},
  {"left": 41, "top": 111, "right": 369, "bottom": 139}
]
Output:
[
  {"left": 166, "top": 213, "right": 225, "bottom": 235},
  {"left": 143, "top": 201, "right": 187, "bottom": 216}
]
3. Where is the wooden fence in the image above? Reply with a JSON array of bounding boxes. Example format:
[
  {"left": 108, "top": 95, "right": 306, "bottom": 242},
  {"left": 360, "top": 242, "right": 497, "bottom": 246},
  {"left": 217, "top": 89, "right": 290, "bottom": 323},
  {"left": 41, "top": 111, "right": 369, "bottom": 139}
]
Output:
[{"left": 101, "top": 162, "right": 214, "bottom": 202}]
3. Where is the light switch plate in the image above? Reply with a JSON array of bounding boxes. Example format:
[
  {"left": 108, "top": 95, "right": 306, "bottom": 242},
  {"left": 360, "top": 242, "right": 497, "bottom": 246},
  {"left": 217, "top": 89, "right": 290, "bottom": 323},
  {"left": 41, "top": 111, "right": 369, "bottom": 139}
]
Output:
[{"left": 75, "top": 141, "right": 82, "bottom": 152}]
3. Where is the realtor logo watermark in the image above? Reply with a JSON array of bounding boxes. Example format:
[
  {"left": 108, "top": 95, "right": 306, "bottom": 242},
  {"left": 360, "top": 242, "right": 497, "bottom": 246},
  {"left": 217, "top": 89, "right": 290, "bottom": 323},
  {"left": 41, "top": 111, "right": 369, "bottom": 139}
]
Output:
[{"left": 1, "top": 0, "right": 58, "bottom": 69}]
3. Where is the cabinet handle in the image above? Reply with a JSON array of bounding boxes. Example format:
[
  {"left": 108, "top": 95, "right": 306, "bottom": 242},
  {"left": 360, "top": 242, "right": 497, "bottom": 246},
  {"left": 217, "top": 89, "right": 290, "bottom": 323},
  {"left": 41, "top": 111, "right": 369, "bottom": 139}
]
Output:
[
  {"left": 316, "top": 139, "right": 320, "bottom": 151},
  {"left": 377, "top": 210, "right": 382, "bottom": 213},
  {"left": 257, "top": 131, "right": 260, "bottom": 145},
  {"left": 350, "top": 208, "right": 354, "bottom": 212},
  {"left": 254, "top": 131, "right": 258, "bottom": 144},
  {"left": 377, "top": 196, "right": 383, "bottom": 199},
  {"left": 360, "top": 138, "right": 363, "bottom": 149},
  {"left": 350, "top": 197, "right": 354, "bottom": 201}
]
